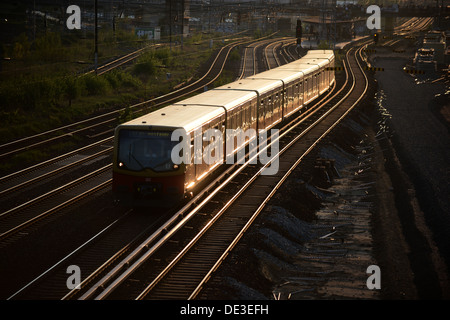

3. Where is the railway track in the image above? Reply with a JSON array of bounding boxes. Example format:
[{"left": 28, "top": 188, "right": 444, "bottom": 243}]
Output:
[
  {"left": 0, "top": 35, "right": 278, "bottom": 239},
  {"left": 238, "top": 36, "right": 280, "bottom": 79},
  {"left": 0, "top": 36, "right": 292, "bottom": 244},
  {"left": 44, "top": 39, "right": 370, "bottom": 301},
  {"left": 263, "top": 38, "right": 295, "bottom": 70},
  {"left": 0, "top": 34, "right": 288, "bottom": 178},
  {"left": 1, "top": 35, "right": 295, "bottom": 300},
  {"left": 0, "top": 40, "right": 244, "bottom": 244},
  {"left": 0, "top": 36, "right": 247, "bottom": 170},
  {"left": 2, "top": 16, "right": 433, "bottom": 299},
  {"left": 132, "top": 42, "right": 369, "bottom": 301},
  {"left": 84, "top": 43, "right": 162, "bottom": 76},
  {"left": 0, "top": 36, "right": 274, "bottom": 232}
]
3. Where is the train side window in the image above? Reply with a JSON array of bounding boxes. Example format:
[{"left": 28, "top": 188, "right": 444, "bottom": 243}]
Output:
[
  {"left": 190, "top": 138, "right": 195, "bottom": 164},
  {"left": 238, "top": 109, "right": 242, "bottom": 129},
  {"left": 245, "top": 103, "right": 251, "bottom": 127},
  {"left": 231, "top": 111, "right": 236, "bottom": 129},
  {"left": 259, "top": 99, "right": 265, "bottom": 121}
]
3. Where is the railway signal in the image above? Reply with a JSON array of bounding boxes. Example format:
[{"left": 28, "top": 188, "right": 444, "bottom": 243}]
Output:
[
  {"left": 373, "top": 33, "right": 379, "bottom": 44},
  {"left": 365, "top": 66, "right": 384, "bottom": 71},
  {"left": 325, "top": 67, "right": 344, "bottom": 71},
  {"left": 296, "top": 20, "right": 302, "bottom": 45},
  {"left": 403, "top": 68, "right": 425, "bottom": 74}
]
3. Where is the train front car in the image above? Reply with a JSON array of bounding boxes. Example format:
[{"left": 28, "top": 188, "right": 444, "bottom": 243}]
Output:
[
  {"left": 113, "top": 103, "right": 226, "bottom": 208},
  {"left": 113, "top": 123, "right": 184, "bottom": 208}
]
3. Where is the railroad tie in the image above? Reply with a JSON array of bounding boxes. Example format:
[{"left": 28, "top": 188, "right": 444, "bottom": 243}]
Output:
[
  {"left": 364, "top": 67, "right": 384, "bottom": 71},
  {"left": 403, "top": 69, "right": 426, "bottom": 74},
  {"left": 325, "top": 67, "right": 344, "bottom": 71}
]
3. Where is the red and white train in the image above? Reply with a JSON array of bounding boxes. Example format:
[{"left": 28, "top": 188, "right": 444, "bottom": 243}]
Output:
[{"left": 112, "top": 50, "right": 335, "bottom": 207}]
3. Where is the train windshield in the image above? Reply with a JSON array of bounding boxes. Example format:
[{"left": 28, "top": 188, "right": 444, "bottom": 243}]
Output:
[{"left": 117, "top": 129, "right": 177, "bottom": 172}]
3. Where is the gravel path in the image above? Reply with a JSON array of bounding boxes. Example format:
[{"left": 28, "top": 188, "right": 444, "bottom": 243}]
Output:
[{"left": 374, "top": 58, "right": 450, "bottom": 270}]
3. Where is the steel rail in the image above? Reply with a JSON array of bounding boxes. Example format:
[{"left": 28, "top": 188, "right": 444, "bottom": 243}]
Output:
[
  {"left": 85, "top": 40, "right": 368, "bottom": 300},
  {"left": 238, "top": 34, "right": 281, "bottom": 79},
  {"left": 0, "top": 165, "right": 111, "bottom": 241},
  {"left": 9, "top": 38, "right": 366, "bottom": 302},
  {"left": 0, "top": 137, "right": 112, "bottom": 184},
  {"left": 189, "top": 43, "right": 369, "bottom": 299},
  {"left": 0, "top": 146, "right": 112, "bottom": 198},
  {"left": 0, "top": 38, "right": 245, "bottom": 161},
  {"left": 0, "top": 36, "right": 280, "bottom": 246},
  {"left": 6, "top": 208, "right": 133, "bottom": 300},
  {"left": 135, "top": 42, "right": 369, "bottom": 300}
]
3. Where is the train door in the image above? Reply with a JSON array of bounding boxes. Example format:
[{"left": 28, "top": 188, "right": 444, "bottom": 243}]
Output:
[
  {"left": 258, "top": 97, "right": 265, "bottom": 130},
  {"left": 194, "top": 127, "right": 206, "bottom": 181},
  {"left": 250, "top": 99, "right": 257, "bottom": 131},
  {"left": 319, "top": 71, "right": 322, "bottom": 93},
  {"left": 305, "top": 78, "right": 309, "bottom": 103},
  {"left": 299, "top": 81, "right": 304, "bottom": 110},
  {"left": 204, "top": 118, "right": 223, "bottom": 171},
  {"left": 184, "top": 130, "right": 195, "bottom": 190},
  {"left": 315, "top": 74, "right": 318, "bottom": 97},
  {"left": 266, "top": 95, "right": 273, "bottom": 128},
  {"left": 293, "top": 83, "right": 299, "bottom": 111},
  {"left": 286, "top": 84, "right": 293, "bottom": 115},
  {"left": 225, "top": 107, "right": 237, "bottom": 161},
  {"left": 317, "top": 72, "right": 321, "bottom": 95},
  {"left": 274, "top": 90, "right": 282, "bottom": 123},
  {"left": 282, "top": 88, "right": 288, "bottom": 119},
  {"left": 242, "top": 101, "right": 250, "bottom": 132}
]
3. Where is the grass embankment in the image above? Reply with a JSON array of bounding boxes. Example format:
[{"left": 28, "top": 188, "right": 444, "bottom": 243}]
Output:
[{"left": 0, "top": 28, "right": 241, "bottom": 172}]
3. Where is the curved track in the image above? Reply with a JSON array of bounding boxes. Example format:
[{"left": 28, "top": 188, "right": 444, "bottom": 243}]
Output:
[
  {"left": 1, "top": 35, "right": 300, "bottom": 300},
  {"left": 53, "top": 40, "right": 371, "bottom": 301},
  {"left": 3, "top": 15, "right": 433, "bottom": 298}
]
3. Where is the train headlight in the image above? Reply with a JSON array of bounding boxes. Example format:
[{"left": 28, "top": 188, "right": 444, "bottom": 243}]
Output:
[
  {"left": 173, "top": 164, "right": 179, "bottom": 170},
  {"left": 119, "top": 162, "right": 124, "bottom": 168}
]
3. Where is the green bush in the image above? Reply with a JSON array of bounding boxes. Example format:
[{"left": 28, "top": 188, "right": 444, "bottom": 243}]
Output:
[
  {"left": 133, "top": 52, "right": 157, "bottom": 75},
  {"left": 154, "top": 48, "right": 172, "bottom": 66},
  {"left": 116, "top": 72, "right": 142, "bottom": 88},
  {"left": 64, "top": 76, "right": 82, "bottom": 107},
  {"left": 0, "top": 76, "right": 64, "bottom": 111},
  {"left": 34, "top": 32, "right": 67, "bottom": 62},
  {"left": 229, "top": 48, "right": 241, "bottom": 62},
  {"left": 83, "top": 74, "right": 110, "bottom": 95},
  {"left": 105, "top": 71, "right": 120, "bottom": 89}
]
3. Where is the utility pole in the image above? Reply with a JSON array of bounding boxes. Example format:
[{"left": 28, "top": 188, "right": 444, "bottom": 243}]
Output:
[
  {"left": 95, "top": 0, "right": 98, "bottom": 74},
  {"left": 33, "top": 0, "right": 36, "bottom": 41},
  {"left": 181, "top": 0, "right": 184, "bottom": 49},
  {"left": 169, "top": 0, "right": 172, "bottom": 50}
]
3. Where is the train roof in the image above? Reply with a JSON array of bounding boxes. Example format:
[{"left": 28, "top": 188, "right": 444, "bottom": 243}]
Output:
[
  {"left": 174, "top": 85, "right": 257, "bottom": 111},
  {"left": 217, "top": 77, "right": 283, "bottom": 95},
  {"left": 301, "top": 50, "right": 335, "bottom": 60},
  {"left": 276, "top": 62, "right": 320, "bottom": 74},
  {"left": 248, "top": 68, "right": 304, "bottom": 83},
  {"left": 295, "top": 58, "right": 330, "bottom": 68},
  {"left": 117, "top": 49, "right": 335, "bottom": 134},
  {"left": 119, "top": 104, "right": 224, "bottom": 133},
  {"left": 250, "top": 50, "right": 334, "bottom": 81}
]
